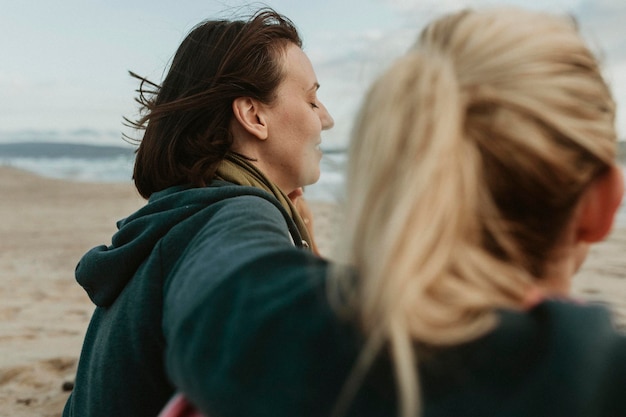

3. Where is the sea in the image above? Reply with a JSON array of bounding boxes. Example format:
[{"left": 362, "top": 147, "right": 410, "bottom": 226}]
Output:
[
  {"left": 0, "top": 138, "right": 347, "bottom": 203},
  {"left": 3, "top": 137, "right": 626, "bottom": 225}
]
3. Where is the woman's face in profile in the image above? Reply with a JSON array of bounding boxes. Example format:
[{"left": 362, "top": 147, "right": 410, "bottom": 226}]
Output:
[{"left": 257, "top": 43, "right": 334, "bottom": 194}]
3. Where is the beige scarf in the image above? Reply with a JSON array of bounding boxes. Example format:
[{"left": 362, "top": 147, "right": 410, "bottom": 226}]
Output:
[{"left": 214, "top": 152, "right": 312, "bottom": 249}]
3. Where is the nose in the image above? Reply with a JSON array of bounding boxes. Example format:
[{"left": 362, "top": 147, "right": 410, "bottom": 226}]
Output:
[{"left": 318, "top": 101, "right": 334, "bottom": 130}]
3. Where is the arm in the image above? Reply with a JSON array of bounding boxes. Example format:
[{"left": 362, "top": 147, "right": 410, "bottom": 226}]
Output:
[{"left": 162, "top": 196, "right": 356, "bottom": 417}]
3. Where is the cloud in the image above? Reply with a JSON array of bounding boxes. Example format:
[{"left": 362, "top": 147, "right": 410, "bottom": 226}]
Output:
[
  {"left": 309, "top": 25, "right": 420, "bottom": 147},
  {"left": 311, "top": 0, "right": 626, "bottom": 145},
  {"left": 3, "top": 0, "right": 625, "bottom": 143}
]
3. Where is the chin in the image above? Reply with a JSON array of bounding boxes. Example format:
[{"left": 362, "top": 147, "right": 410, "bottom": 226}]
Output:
[
  {"left": 302, "top": 164, "right": 321, "bottom": 185},
  {"left": 311, "top": 170, "right": 321, "bottom": 185},
  {"left": 300, "top": 176, "right": 319, "bottom": 189}
]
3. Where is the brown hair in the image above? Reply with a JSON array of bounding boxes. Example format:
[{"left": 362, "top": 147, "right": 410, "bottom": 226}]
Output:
[{"left": 127, "top": 9, "right": 302, "bottom": 198}]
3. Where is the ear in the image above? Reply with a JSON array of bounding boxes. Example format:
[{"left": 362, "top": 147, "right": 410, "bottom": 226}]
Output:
[
  {"left": 232, "top": 97, "right": 268, "bottom": 140},
  {"left": 577, "top": 165, "right": 624, "bottom": 243}
]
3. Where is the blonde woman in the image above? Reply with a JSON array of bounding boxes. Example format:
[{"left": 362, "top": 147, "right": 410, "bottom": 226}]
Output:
[
  {"left": 334, "top": 6, "right": 625, "bottom": 416},
  {"left": 159, "top": 7, "right": 626, "bottom": 417}
]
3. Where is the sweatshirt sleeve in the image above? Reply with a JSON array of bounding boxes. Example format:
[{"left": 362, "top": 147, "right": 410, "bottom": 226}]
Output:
[{"left": 161, "top": 195, "right": 357, "bottom": 417}]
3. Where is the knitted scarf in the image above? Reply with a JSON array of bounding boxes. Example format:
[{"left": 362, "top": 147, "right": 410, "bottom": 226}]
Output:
[{"left": 214, "top": 152, "right": 312, "bottom": 249}]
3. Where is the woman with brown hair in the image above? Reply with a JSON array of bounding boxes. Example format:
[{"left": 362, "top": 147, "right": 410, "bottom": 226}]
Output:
[{"left": 63, "top": 7, "right": 332, "bottom": 417}]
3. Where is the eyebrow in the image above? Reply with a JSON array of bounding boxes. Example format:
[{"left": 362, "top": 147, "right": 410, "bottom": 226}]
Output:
[{"left": 309, "top": 82, "right": 320, "bottom": 92}]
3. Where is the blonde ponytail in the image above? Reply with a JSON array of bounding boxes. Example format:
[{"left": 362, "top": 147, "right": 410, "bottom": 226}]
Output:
[{"left": 331, "top": 6, "right": 616, "bottom": 417}]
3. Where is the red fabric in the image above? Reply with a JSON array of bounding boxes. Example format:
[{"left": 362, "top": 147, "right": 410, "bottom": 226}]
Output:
[{"left": 158, "top": 394, "right": 206, "bottom": 417}]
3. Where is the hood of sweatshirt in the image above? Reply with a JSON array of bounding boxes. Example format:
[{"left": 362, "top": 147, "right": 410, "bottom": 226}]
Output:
[{"left": 75, "top": 182, "right": 301, "bottom": 307}]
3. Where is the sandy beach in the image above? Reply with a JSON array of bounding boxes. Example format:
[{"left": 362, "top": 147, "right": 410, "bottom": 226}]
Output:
[{"left": 1, "top": 165, "right": 626, "bottom": 416}]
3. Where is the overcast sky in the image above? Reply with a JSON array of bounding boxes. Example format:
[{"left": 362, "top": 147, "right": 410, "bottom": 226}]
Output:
[{"left": 1, "top": 0, "right": 626, "bottom": 147}]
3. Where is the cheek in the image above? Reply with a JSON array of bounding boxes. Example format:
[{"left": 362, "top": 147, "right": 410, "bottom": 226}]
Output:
[{"left": 271, "top": 105, "right": 321, "bottom": 154}]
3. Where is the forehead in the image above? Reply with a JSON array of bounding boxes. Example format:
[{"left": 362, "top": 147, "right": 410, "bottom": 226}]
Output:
[{"left": 278, "top": 43, "right": 317, "bottom": 90}]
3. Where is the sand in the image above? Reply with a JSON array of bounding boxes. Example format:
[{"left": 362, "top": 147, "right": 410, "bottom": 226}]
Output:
[{"left": 1, "top": 165, "right": 625, "bottom": 416}]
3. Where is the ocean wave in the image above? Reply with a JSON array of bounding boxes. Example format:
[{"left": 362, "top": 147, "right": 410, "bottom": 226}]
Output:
[{"left": 0, "top": 142, "right": 347, "bottom": 202}]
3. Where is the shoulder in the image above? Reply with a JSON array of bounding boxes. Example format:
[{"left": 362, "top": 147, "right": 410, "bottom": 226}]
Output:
[
  {"left": 421, "top": 299, "right": 626, "bottom": 416},
  {"left": 502, "top": 299, "right": 626, "bottom": 415},
  {"left": 154, "top": 182, "right": 287, "bottom": 214},
  {"left": 527, "top": 298, "right": 621, "bottom": 343},
  {"left": 193, "top": 192, "right": 293, "bottom": 246},
  {"left": 495, "top": 298, "right": 626, "bottom": 369},
  {"left": 152, "top": 183, "right": 294, "bottom": 242}
]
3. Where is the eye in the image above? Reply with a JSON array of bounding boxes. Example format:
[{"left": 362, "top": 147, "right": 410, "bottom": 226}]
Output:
[{"left": 310, "top": 102, "right": 319, "bottom": 109}]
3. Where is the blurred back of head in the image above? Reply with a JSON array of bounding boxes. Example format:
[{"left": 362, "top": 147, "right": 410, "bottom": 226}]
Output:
[{"left": 333, "top": 7, "right": 617, "bottom": 416}]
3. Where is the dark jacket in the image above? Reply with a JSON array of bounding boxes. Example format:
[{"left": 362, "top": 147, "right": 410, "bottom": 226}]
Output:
[
  {"left": 63, "top": 181, "right": 308, "bottom": 417},
  {"left": 168, "top": 268, "right": 626, "bottom": 417}
]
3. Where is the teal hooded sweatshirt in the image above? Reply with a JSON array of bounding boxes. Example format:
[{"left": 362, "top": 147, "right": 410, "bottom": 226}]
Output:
[{"left": 62, "top": 181, "right": 331, "bottom": 417}]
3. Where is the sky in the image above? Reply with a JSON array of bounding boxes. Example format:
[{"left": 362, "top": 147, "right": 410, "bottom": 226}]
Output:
[{"left": 1, "top": 0, "right": 626, "bottom": 148}]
